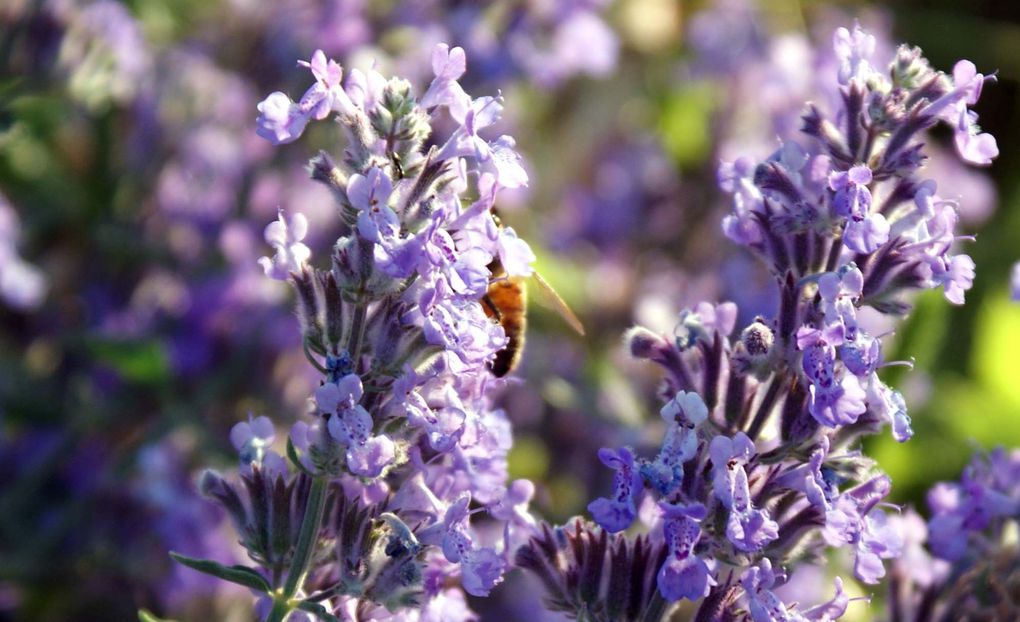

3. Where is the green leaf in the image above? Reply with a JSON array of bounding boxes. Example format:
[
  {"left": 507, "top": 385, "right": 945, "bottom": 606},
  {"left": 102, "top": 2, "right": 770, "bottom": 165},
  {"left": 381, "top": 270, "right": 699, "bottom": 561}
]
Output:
[
  {"left": 169, "top": 552, "right": 272, "bottom": 593},
  {"left": 138, "top": 610, "right": 177, "bottom": 622},
  {"left": 296, "top": 600, "right": 341, "bottom": 622},
  {"left": 287, "top": 436, "right": 312, "bottom": 475}
]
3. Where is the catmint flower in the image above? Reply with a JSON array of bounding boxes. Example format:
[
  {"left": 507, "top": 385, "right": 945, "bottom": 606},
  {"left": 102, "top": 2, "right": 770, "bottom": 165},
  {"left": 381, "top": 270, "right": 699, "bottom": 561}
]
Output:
[
  {"left": 719, "top": 157, "right": 764, "bottom": 245},
  {"left": 255, "top": 49, "right": 352, "bottom": 144},
  {"left": 938, "top": 61, "right": 999, "bottom": 165},
  {"left": 829, "top": 166, "right": 888, "bottom": 254},
  {"left": 420, "top": 43, "right": 469, "bottom": 117},
  {"left": 742, "top": 559, "right": 849, "bottom": 622},
  {"left": 229, "top": 414, "right": 279, "bottom": 469},
  {"left": 257, "top": 208, "right": 310, "bottom": 280},
  {"left": 316, "top": 374, "right": 395, "bottom": 478},
  {"left": 657, "top": 502, "right": 715, "bottom": 602},
  {"left": 495, "top": 226, "right": 536, "bottom": 277},
  {"left": 927, "top": 449, "right": 1020, "bottom": 561},
  {"left": 588, "top": 447, "right": 643, "bottom": 533},
  {"left": 823, "top": 476, "right": 901, "bottom": 584},
  {"left": 710, "top": 432, "right": 779, "bottom": 552},
  {"left": 418, "top": 494, "right": 507, "bottom": 597},
  {"left": 922, "top": 253, "right": 975, "bottom": 305},
  {"left": 833, "top": 23, "right": 876, "bottom": 85},
  {"left": 640, "top": 391, "right": 708, "bottom": 496}
]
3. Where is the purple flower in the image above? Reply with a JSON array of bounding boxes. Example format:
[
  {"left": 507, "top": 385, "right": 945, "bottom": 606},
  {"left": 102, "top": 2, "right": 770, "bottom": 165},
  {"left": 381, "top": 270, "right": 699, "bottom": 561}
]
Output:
[
  {"left": 420, "top": 43, "right": 469, "bottom": 118},
  {"left": 927, "top": 451, "right": 1020, "bottom": 561},
  {"left": 257, "top": 208, "right": 310, "bottom": 280},
  {"left": 657, "top": 502, "right": 715, "bottom": 602},
  {"left": 924, "top": 253, "right": 975, "bottom": 305},
  {"left": 0, "top": 194, "right": 47, "bottom": 310},
  {"left": 833, "top": 23, "right": 876, "bottom": 85},
  {"left": 255, "top": 49, "right": 352, "bottom": 145},
  {"left": 719, "top": 157, "right": 764, "bottom": 245},
  {"left": 710, "top": 432, "right": 778, "bottom": 552},
  {"left": 229, "top": 414, "right": 281, "bottom": 471},
  {"left": 829, "top": 166, "right": 888, "bottom": 254},
  {"left": 640, "top": 391, "right": 708, "bottom": 496},
  {"left": 742, "top": 558, "right": 844, "bottom": 619},
  {"left": 419, "top": 494, "right": 507, "bottom": 597},
  {"left": 588, "top": 447, "right": 643, "bottom": 533},
  {"left": 316, "top": 374, "right": 395, "bottom": 478},
  {"left": 940, "top": 61, "right": 999, "bottom": 165},
  {"left": 822, "top": 476, "right": 899, "bottom": 584},
  {"left": 255, "top": 92, "right": 308, "bottom": 145},
  {"left": 866, "top": 382, "right": 913, "bottom": 442},
  {"left": 495, "top": 226, "right": 536, "bottom": 277}
]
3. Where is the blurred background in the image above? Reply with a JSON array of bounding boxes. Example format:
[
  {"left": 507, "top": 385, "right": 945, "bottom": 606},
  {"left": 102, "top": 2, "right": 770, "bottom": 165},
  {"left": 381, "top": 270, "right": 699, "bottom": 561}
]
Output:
[{"left": 1, "top": 0, "right": 1019, "bottom": 620}]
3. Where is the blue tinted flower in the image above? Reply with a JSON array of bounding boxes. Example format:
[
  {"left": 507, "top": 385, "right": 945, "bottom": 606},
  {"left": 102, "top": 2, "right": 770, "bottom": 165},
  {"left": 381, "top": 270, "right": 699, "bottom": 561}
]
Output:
[
  {"left": 641, "top": 391, "right": 708, "bottom": 496},
  {"left": 588, "top": 447, "right": 643, "bottom": 533},
  {"left": 656, "top": 502, "right": 715, "bottom": 602}
]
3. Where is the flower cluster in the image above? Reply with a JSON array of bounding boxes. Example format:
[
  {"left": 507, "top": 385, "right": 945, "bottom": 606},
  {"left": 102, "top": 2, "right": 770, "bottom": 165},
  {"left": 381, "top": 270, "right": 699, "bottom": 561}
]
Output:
[
  {"left": 519, "top": 24, "right": 997, "bottom": 621},
  {"left": 180, "top": 44, "right": 539, "bottom": 621},
  {"left": 883, "top": 448, "right": 1020, "bottom": 621}
]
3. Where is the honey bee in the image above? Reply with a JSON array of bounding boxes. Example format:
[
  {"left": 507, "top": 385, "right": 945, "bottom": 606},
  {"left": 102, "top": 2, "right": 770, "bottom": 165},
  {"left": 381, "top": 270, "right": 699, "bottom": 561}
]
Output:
[{"left": 480, "top": 255, "right": 585, "bottom": 377}]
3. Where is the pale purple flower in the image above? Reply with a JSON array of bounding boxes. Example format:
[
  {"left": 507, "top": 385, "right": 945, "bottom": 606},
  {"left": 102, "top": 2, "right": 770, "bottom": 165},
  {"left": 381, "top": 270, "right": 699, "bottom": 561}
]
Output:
[
  {"left": 419, "top": 494, "right": 507, "bottom": 597},
  {"left": 0, "top": 195, "right": 47, "bottom": 310},
  {"left": 741, "top": 559, "right": 808, "bottom": 622},
  {"left": 255, "top": 91, "right": 309, "bottom": 145},
  {"left": 924, "top": 253, "right": 975, "bottom": 305},
  {"left": 940, "top": 61, "right": 999, "bottom": 166},
  {"left": 495, "top": 226, "right": 535, "bottom": 277},
  {"left": 833, "top": 23, "right": 876, "bottom": 84},
  {"left": 317, "top": 374, "right": 395, "bottom": 478},
  {"left": 258, "top": 209, "right": 310, "bottom": 280},
  {"left": 256, "top": 49, "right": 353, "bottom": 145},
  {"left": 421, "top": 43, "right": 470, "bottom": 117},
  {"left": 489, "top": 480, "right": 536, "bottom": 528},
  {"left": 710, "top": 433, "right": 778, "bottom": 552},
  {"left": 230, "top": 414, "right": 276, "bottom": 465}
]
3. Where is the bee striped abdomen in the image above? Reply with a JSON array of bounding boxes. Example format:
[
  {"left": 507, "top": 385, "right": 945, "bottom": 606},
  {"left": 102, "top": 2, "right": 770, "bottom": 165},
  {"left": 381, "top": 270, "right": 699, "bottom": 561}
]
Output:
[{"left": 483, "top": 278, "right": 527, "bottom": 377}]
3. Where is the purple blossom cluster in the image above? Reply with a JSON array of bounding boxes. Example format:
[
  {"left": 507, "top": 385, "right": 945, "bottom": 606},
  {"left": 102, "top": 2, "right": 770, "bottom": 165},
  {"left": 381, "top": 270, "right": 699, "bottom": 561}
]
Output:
[
  {"left": 184, "top": 44, "right": 540, "bottom": 621},
  {"left": 517, "top": 24, "right": 999, "bottom": 621},
  {"left": 883, "top": 448, "right": 1020, "bottom": 621}
]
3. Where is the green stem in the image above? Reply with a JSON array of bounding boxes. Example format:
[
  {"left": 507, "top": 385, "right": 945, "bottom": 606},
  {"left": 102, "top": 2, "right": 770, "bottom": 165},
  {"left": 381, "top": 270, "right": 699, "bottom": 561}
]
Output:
[{"left": 267, "top": 477, "right": 328, "bottom": 622}]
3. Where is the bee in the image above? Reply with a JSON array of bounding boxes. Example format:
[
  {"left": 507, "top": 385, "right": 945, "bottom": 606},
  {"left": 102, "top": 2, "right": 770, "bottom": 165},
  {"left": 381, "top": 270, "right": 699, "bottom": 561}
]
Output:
[{"left": 480, "top": 255, "right": 585, "bottom": 378}]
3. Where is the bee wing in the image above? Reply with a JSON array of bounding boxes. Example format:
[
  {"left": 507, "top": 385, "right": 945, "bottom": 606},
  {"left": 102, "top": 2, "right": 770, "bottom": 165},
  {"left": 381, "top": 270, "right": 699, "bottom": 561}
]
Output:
[{"left": 530, "top": 271, "right": 585, "bottom": 336}]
